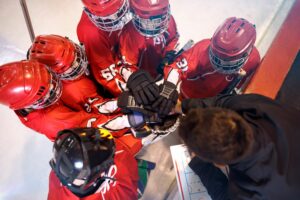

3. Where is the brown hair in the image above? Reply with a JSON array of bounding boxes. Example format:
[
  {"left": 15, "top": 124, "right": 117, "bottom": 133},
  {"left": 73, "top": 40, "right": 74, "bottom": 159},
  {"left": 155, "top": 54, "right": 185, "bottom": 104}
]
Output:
[{"left": 179, "top": 107, "right": 254, "bottom": 164}]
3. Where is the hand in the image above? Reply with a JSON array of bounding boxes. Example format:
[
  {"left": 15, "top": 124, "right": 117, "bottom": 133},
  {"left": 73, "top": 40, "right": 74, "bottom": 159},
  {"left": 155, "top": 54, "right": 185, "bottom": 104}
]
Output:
[
  {"left": 117, "top": 91, "right": 155, "bottom": 116},
  {"left": 126, "top": 70, "right": 159, "bottom": 105},
  {"left": 151, "top": 81, "right": 179, "bottom": 117}
]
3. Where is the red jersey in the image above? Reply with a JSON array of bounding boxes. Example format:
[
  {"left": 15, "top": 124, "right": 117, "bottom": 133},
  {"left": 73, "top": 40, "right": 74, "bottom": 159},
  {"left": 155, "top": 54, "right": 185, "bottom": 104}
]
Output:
[
  {"left": 119, "top": 15, "right": 179, "bottom": 78},
  {"left": 48, "top": 135, "right": 141, "bottom": 200},
  {"left": 164, "top": 39, "right": 261, "bottom": 99},
  {"left": 15, "top": 100, "right": 130, "bottom": 141},
  {"left": 77, "top": 12, "right": 126, "bottom": 96},
  {"left": 61, "top": 75, "right": 102, "bottom": 112}
]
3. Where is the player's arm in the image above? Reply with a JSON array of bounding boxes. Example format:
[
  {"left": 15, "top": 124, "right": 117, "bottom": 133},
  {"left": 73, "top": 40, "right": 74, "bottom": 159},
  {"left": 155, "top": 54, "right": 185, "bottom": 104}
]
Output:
[
  {"left": 151, "top": 56, "right": 189, "bottom": 117},
  {"left": 81, "top": 31, "right": 126, "bottom": 96},
  {"left": 163, "top": 15, "right": 180, "bottom": 54}
]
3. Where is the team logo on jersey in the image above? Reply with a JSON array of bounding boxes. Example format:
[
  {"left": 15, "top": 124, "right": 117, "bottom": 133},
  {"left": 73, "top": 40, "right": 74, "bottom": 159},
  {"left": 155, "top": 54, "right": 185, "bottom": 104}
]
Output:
[{"left": 98, "top": 164, "right": 118, "bottom": 199}]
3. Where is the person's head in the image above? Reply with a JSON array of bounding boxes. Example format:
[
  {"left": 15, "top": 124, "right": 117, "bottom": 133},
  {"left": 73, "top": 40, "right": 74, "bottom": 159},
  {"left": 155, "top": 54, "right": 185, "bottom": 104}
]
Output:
[
  {"left": 209, "top": 17, "right": 256, "bottom": 74},
  {"left": 50, "top": 127, "right": 115, "bottom": 197},
  {"left": 130, "top": 0, "right": 170, "bottom": 37},
  {"left": 28, "top": 35, "right": 88, "bottom": 81},
  {"left": 82, "top": 0, "right": 131, "bottom": 31},
  {"left": 179, "top": 107, "right": 254, "bottom": 165},
  {"left": 0, "top": 60, "right": 62, "bottom": 110}
]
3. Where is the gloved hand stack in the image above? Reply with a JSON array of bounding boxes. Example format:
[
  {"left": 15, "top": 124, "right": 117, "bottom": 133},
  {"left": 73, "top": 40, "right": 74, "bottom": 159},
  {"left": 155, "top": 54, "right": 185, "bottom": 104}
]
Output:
[{"left": 118, "top": 71, "right": 180, "bottom": 141}]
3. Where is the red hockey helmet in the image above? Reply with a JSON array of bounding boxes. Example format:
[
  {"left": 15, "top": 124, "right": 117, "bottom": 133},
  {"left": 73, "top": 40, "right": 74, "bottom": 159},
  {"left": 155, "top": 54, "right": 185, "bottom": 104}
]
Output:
[
  {"left": 29, "top": 35, "right": 88, "bottom": 81},
  {"left": 130, "top": 0, "right": 170, "bottom": 37},
  {"left": 82, "top": 0, "right": 131, "bottom": 31},
  {"left": 0, "top": 60, "right": 62, "bottom": 110},
  {"left": 209, "top": 17, "right": 256, "bottom": 74}
]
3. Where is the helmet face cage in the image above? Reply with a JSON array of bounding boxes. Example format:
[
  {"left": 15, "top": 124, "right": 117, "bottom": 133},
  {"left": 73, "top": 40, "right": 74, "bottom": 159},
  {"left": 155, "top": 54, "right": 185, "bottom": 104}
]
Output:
[
  {"left": 28, "top": 69, "right": 62, "bottom": 109},
  {"left": 84, "top": 0, "right": 131, "bottom": 32},
  {"left": 59, "top": 43, "right": 89, "bottom": 81},
  {"left": 50, "top": 128, "right": 115, "bottom": 197},
  {"left": 132, "top": 6, "right": 170, "bottom": 37},
  {"left": 209, "top": 47, "right": 250, "bottom": 74}
]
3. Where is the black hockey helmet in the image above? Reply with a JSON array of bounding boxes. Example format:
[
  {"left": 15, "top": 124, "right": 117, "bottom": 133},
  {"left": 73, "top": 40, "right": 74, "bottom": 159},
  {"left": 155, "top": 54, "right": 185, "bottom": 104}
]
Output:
[{"left": 49, "top": 127, "right": 115, "bottom": 197}]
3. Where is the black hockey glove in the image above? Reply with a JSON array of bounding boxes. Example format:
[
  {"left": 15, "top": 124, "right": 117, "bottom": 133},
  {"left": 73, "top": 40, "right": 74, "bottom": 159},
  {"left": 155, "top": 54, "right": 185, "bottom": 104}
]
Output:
[
  {"left": 117, "top": 91, "right": 155, "bottom": 116},
  {"left": 126, "top": 70, "right": 159, "bottom": 105},
  {"left": 157, "top": 50, "right": 177, "bottom": 75},
  {"left": 151, "top": 81, "right": 179, "bottom": 117}
]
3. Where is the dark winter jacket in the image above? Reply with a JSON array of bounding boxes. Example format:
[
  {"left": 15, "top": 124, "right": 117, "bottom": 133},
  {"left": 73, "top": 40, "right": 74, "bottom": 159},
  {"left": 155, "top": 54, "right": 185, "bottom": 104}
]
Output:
[{"left": 182, "top": 94, "right": 300, "bottom": 200}]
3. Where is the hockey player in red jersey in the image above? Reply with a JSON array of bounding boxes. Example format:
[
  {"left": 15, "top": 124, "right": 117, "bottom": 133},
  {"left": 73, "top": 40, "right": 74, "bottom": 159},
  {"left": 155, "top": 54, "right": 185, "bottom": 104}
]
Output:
[
  {"left": 153, "top": 17, "right": 261, "bottom": 116},
  {"left": 78, "top": 0, "right": 162, "bottom": 107},
  {"left": 0, "top": 59, "right": 177, "bottom": 142},
  {"left": 0, "top": 60, "right": 137, "bottom": 141},
  {"left": 119, "top": 0, "right": 179, "bottom": 78},
  {"left": 77, "top": 0, "right": 132, "bottom": 96},
  {"left": 28, "top": 34, "right": 118, "bottom": 114},
  {"left": 48, "top": 127, "right": 142, "bottom": 200},
  {"left": 117, "top": 0, "right": 179, "bottom": 107}
]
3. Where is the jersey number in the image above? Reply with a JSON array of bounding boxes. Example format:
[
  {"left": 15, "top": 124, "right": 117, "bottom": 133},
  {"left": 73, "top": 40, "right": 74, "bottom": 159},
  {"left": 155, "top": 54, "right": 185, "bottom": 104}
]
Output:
[
  {"left": 101, "top": 64, "right": 117, "bottom": 81},
  {"left": 176, "top": 58, "right": 188, "bottom": 72}
]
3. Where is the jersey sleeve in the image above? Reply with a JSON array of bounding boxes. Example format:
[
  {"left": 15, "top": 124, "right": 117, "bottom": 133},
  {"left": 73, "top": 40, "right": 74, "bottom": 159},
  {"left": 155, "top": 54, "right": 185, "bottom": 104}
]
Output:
[
  {"left": 90, "top": 113, "right": 131, "bottom": 138},
  {"left": 77, "top": 12, "right": 126, "bottom": 96},
  {"left": 61, "top": 76, "right": 102, "bottom": 112},
  {"left": 163, "top": 40, "right": 210, "bottom": 87},
  {"left": 16, "top": 101, "right": 131, "bottom": 141},
  {"left": 15, "top": 102, "right": 100, "bottom": 141},
  {"left": 163, "top": 15, "right": 180, "bottom": 54},
  {"left": 163, "top": 51, "right": 191, "bottom": 86}
]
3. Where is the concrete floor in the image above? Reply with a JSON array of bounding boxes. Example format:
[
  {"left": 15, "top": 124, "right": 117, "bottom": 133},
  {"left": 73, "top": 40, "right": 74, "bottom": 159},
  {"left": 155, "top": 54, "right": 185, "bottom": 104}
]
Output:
[{"left": 0, "top": 0, "right": 295, "bottom": 199}]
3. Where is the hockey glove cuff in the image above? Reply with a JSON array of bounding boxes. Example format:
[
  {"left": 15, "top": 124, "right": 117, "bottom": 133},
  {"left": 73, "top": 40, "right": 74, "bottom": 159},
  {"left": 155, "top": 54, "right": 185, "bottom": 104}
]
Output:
[
  {"left": 117, "top": 91, "right": 155, "bottom": 116},
  {"left": 151, "top": 81, "right": 179, "bottom": 117}
]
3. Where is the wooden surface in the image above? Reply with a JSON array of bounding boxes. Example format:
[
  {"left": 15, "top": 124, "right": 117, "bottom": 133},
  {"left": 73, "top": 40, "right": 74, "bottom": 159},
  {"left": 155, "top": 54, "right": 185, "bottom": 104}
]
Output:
[{"left": 245, "top": 0, "right": 300, "bottom": 99}]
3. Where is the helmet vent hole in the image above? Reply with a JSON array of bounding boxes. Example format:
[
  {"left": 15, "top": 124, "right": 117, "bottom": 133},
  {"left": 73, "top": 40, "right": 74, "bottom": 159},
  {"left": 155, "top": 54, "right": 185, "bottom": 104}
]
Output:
[
  {"left": 236, "top": 28, "right": 241, "bottom": 33},
  {"left": 39, "top": 41, "right": 46, "bottom": 44},
  {"left": 228, "top": 24, "right": 232, "bottom": 30},
  {"left": 232, "top": 19, "right": 236, "bottom": 23},
  {"left": 37, "top": 86, "right": 46, "bottom": 95},
  {"left": 240, "top": 22, "right": 245, "bottom": 27}
]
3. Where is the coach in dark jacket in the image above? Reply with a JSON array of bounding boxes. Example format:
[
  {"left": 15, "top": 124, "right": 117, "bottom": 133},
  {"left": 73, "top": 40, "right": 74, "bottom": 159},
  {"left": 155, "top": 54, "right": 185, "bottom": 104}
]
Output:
[{"left": 179, "top": 94, "right": 300, "bottom": 200}]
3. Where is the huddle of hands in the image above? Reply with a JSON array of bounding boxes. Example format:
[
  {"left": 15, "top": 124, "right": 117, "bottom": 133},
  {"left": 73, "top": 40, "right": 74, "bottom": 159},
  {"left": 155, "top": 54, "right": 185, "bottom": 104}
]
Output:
[{"left": 117, "top": 69, "right": 179, "bottom": 124}]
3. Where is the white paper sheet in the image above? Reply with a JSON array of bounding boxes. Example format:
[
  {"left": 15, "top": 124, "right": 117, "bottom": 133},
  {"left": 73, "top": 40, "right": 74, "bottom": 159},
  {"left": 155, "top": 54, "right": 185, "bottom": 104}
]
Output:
[{"left": 170, "top": 144, "right": 212, "bottom": 200}]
